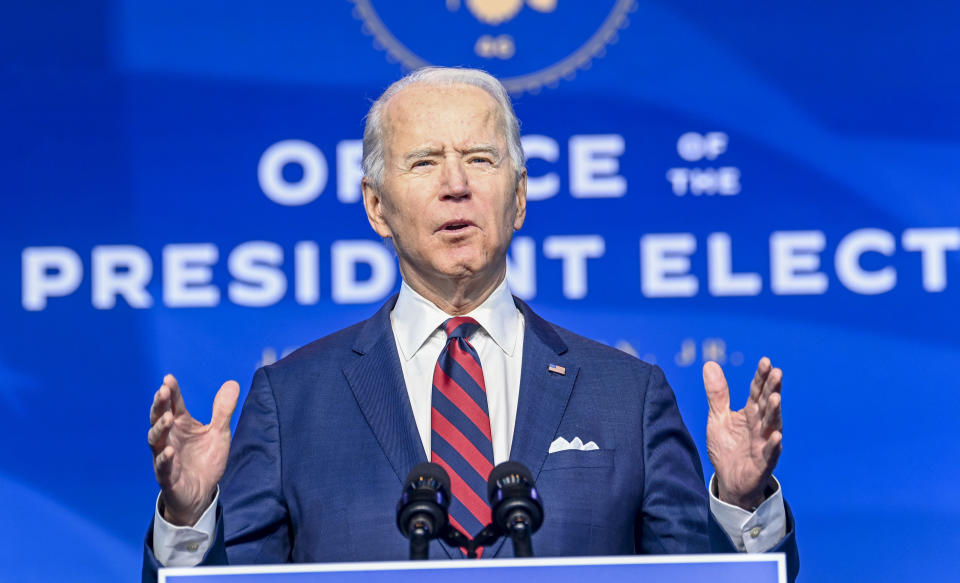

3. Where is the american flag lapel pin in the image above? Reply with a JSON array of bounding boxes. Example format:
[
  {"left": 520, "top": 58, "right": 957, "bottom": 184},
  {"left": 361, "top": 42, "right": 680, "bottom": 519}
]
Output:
[{"left": 548, "top": 364, "right": 566, "bottom": 375}]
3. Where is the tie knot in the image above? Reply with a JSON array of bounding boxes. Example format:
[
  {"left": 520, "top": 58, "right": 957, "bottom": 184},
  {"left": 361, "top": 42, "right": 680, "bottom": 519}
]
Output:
[{"left": 443, "top": 316, "right": 480, "bottom": 340}]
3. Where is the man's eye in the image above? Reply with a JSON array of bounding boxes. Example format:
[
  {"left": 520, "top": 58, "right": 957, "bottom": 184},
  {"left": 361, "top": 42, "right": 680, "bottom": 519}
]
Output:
[
  {"left": 412, "top": 160, "right": 433, "bottom": 168},
  {"left": 469, "top": 157, "right": 493, "bottom": 165}
]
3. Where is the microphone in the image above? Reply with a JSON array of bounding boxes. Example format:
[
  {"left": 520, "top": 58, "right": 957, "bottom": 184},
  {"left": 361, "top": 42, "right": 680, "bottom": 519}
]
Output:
[
  {"left": 487, "top": 461, "right": 544, "bottom": 557},
  {"left": 396, "top": 462, "right": 451, "bottom": 559}
]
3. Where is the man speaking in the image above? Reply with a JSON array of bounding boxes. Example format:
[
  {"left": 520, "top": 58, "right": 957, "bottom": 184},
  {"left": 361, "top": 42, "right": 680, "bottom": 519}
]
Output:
[{"left": 144, "top": 67, "right": 797, "bottom": 580}]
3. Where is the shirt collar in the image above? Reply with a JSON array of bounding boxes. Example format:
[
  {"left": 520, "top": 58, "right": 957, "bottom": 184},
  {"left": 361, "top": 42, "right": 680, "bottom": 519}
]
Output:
[{"left": 391, "top": 277, "right": 521, "bottom": 361}]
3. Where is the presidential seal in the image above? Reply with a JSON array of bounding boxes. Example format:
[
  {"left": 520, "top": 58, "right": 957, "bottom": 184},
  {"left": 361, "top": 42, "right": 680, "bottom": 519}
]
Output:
[{"left": 350, "top": 0, "right": 637, "bottom": 93}]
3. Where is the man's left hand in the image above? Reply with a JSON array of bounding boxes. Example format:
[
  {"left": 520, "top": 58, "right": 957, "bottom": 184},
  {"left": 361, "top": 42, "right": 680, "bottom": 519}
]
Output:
[{"left": 703, "top": 357, "right": 782, "bottom": 510}]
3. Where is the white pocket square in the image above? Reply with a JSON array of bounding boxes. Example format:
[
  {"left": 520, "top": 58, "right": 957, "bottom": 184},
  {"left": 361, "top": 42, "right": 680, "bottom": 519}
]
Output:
[{"left": 548, "top": 436, "right": 599, "bottom": 453}]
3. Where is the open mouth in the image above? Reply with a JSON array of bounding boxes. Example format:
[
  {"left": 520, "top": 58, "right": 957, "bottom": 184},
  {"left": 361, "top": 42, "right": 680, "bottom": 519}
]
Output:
[{"left": 439, "top": 221, "right": 475, "bottom": 232}]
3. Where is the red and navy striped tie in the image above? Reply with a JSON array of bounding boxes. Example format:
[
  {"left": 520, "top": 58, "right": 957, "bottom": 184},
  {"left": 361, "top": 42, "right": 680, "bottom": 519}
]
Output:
[{"left": 431, "top": 316, "right": 494, "bottom": 555}]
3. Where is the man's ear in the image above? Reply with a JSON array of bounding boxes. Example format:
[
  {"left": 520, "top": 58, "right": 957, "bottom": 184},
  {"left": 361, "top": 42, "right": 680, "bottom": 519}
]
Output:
[
  {"left": 513, "top": 168, "right": 527, "bottom": 231},
  {"left": 361, "top": 177, "right": 393, "bottom": 238}
]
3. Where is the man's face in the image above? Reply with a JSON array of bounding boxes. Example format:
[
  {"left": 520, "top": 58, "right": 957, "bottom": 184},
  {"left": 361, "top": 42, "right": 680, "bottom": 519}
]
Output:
[{"left": 362, "top": 83, "right": 527, "bottom": 292}]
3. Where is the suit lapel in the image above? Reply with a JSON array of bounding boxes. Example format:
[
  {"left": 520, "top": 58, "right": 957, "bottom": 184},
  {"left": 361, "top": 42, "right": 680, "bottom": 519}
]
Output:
[
  {"left": 341, "top": 296, "right": 452, "bottom": 558},
  {"left": 490, "top": 298, "right": 578, "bottom": 557},
  {"left": 509, "top": 298, "right": 578, "bottom": 479},
  {"left": 342, "top": 295, "right": 427, "bottom": 486}
]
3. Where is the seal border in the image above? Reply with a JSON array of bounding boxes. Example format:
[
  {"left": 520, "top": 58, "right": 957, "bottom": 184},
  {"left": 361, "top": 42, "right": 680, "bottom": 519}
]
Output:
[{"left": 350, "top": 0, "right": 637, "bottom": 94}]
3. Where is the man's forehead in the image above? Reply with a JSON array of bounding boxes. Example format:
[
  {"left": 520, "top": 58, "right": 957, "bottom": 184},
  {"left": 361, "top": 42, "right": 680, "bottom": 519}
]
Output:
[
  {"left": 382, "top": 83, "right": 503, "bottom": 139},
  {"left": 386, "top": 82, "right": 498, "bottom": 111}
]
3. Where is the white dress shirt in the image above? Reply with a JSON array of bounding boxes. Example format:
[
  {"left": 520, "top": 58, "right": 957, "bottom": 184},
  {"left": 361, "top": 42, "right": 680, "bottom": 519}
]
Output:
[
  {"left": 153, "top": 278, "right": 786, "bottom": 565},
  {"left": 390, "top": 278, "right": 523, "bottom": 464}
]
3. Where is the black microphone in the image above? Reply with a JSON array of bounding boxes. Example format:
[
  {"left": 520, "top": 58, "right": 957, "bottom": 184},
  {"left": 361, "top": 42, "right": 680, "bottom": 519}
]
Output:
[
  {"left": 487, "top": 461, "right": 544, "bottom": 557},
  {"left": 396, "top": 462, "right": 451, "bottom": 559}
]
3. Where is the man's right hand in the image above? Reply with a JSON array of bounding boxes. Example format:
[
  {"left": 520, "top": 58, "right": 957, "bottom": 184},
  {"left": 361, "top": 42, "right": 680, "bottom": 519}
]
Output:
[{"left": 148, "top": 374, "right": 240, "bottom": 526}]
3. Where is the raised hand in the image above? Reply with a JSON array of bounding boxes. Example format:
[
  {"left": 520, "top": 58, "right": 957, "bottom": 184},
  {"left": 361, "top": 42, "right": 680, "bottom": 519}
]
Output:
[
  {"left": 703, "top": 357, "right": 782, "bottom": 510},
  {"left": 148, "top": 374, "right": 239, "bottom": 525}
]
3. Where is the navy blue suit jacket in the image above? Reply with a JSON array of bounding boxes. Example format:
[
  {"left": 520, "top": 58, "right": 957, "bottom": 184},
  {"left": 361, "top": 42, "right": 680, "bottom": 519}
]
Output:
[{"left": 143, "top": 296, "right": 798, "bottom": 581}]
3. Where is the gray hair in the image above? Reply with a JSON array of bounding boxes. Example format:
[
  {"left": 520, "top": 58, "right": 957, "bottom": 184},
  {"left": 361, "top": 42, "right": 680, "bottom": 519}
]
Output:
[{"left": 361, "top": 67, "right": 525, "bottom": 189}]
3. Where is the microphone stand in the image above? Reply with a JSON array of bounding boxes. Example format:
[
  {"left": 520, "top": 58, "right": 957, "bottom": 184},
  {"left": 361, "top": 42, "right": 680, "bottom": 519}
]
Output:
[
  {"left": 466, "top": 524, "right": 502, "bottom": 558},
  {"left": 503, "top": 512, "right": 533, "bottom": 557},
  {"left": 408, "top": 519, "right": 432, "bottom": 560},
  {"left": 440, "top": 524, "right": 472, "bottom": 555},
  {"left": 439, "top": 523, "right": 502, "bottom": 558}
]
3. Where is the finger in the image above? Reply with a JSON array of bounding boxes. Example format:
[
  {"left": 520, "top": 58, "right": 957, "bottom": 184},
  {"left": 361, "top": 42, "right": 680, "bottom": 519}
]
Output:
[
  {"left": 149, "top": 384, "right": 170, "bottom": 425},
  {"left": 147, "top": 411, "right": 173, "bottom": 452},
  {"left": 164, "top": 374, "right": 189, "bottom": 416},
  {"left": 703, "top": 361, "right": 730, "bottom": 416},
  {"left": 759, "top": 366, "right": 783, "bottom": 412},
  {"left": 154, "top": 444, "right": 176, "bottom": 483},
  {"left": 762, "top": 431, "right": 783, "bottom": 471},
  {"left": 749, "top": 357, "right": 772, "bottom": 402},
  {"left": 761, "top": 392, "right": 782, "bottom": 436},
  {"left": 211, "top": 380, "right": 241, "bottom": 430}
]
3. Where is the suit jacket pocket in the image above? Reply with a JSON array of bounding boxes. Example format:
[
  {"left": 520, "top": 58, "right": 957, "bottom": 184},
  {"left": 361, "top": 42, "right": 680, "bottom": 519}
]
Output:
[{"left": 540, "top": 448, "right": 615, "bottom": 471}]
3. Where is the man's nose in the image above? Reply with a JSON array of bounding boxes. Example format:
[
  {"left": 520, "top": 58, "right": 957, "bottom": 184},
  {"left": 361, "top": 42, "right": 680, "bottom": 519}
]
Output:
[{"left": 439, "top": 158, "right": 470, "bottom": 199}]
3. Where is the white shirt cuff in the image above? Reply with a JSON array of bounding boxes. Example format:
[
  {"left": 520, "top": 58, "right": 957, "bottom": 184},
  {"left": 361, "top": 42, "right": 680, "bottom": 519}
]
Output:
[
  {"left": 152, "top": 488, "right": 219, "bottom": 567},
  {"left": 708, "top": 474, "right": 787, "bottom": 553}
]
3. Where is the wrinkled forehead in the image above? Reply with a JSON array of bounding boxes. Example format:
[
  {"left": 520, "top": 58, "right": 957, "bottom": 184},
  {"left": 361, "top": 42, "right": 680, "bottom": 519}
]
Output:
[{"left": 381, "top": 83, "right": 507, "bottom": 152}]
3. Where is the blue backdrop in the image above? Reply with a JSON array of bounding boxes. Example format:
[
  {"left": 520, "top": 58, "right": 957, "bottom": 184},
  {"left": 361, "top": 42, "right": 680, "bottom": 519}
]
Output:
[{"left": 3, "top": 1, "right": 958, "bottom": 581}]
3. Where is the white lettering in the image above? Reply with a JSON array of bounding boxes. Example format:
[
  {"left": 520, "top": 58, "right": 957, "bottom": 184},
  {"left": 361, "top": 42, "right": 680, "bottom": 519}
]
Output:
[
  {"left": 21, "top": 247, "right": 83, "bottom": 311},
  {"left": 543, "top": 235, "right": 605, "bottom": 299},
  {"left": 506, "top": 236, "right": 536, "bottom": 300},
  {"left": 294, "top": 241, "right": 320, "bottom": 305},
  {"left": 665, "top": 168, "right": 689, "bottom": 196},
  {"left": 569, "top": 135, "right": 626, "bottom": 198},
  {"left": 641, "top": 234, "right": 698, "bottom": 297},
  {"left": 92, "top": 245, "right": 153, "bottom": 309},
  {"left": 677, "top": 132, "right": 728, "bottom": 162},
  {"left": 770, "top": 231, "right": 827, "bottom": 295},
  {"left": 163, "top": 244, "right": 220, "bottom": 307},
  {"left": 227, "top": 241, "right": 286, "bottom": 307},
  {"left": 902, "top": 227, "right": 960, "bottom": 292},
  {"left": 835, "top": 228, "right": 896, "bottom": 294},
  {"left": 521, "top": 135, "right": 560, "bottom": 201},
  {"left": 707, "top": 233, "right": 761, "bottom": 296},
  {"left": 336, "top": 139, "right": 364, "bottom": 203},
  {"left": 666, "top": 167, "right": 740, "bottom": 196},
  {"left": 258, "top": 139, "right": 328, "bottom": 206},
  {"left": 716, "top": 167, "right": 741, "bottom": 195},
  {"left": 331, "top": 240, "right": 396, "bottom": 303}
]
